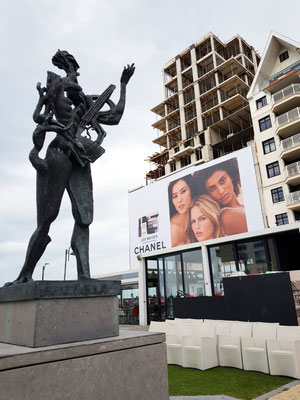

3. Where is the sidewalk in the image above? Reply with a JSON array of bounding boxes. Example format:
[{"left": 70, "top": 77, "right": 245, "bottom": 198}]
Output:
[{"left": 169, "top": 382, "right": 300, "bottom": 400}]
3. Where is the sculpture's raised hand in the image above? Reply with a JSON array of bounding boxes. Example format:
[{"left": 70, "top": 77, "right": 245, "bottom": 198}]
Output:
[{"left": 120, "top": 63, "right": 135, "bottom": 85}]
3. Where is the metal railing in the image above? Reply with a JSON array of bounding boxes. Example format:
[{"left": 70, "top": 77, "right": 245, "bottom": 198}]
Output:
[
  {"left": 281, "top": 132, "right": 300, "bottom": 151},
  {"left": 285, "top": 161, "right": 300, "bottom": 178},
  {"left": 286, "top": 190, "right": 300, "bottom": 205},
  {"left": 273, "top": 83, "right": 300, "bottom": 103},
  {"left": 277, "top": 107, "right": 300, "bottom": 126}
]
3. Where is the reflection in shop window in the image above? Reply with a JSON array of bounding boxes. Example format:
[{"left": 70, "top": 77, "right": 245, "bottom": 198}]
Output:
[
  {"left": 147, "top": 259, "right": 160, "bottom": 321},
  {"left": 209, "top": 243, "right": 237, "bottom": 295},
  {"left": 158, "top": 257, "right": 166, "bottom": 320},
  {"left": 164, "top": 254, "right": 182, "bottom": 319},
  {"left": 237, "top": 239, "right": 268, "bottom": 274},
  {"left": 119, "top": 283, "right": 139, "bottom": 325},
  {"left": 182, "top": 249, "right": 205, "bottom": 296}
]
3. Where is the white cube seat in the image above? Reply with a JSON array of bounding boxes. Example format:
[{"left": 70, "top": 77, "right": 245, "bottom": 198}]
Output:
[
  {"left": 218, "top": 322, "right": 252, "bottom": 369},
  {"left": 181, "top": 323, "right": 218, "bottom": 370},
  {"left": 268, "top": 326, "right": 300, "bottom": 378},
  {"left": 166, "top": 323, "right": 195, "bottom": 366},
  {"left": 242, "top": 323, "right": 277, "bottom": 374}
]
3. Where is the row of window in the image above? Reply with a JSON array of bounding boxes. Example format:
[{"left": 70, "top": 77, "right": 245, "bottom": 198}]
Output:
[
  {"left": 258, "top": 50, "right": 289, "bottom": 227},
  {"left": 255, "top": 50, "right": 289, "bottom": 110}
]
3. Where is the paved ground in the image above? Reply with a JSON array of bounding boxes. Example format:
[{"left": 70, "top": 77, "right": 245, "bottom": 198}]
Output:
[
  {"left": 266, "top": 383, "right": 300, "bottom": 400},
  {"left": 122, "top": 326, "right": 300, "bottom": 400},
  {"left": 169, "top": 382, "right": 300, "bottom": 400}
]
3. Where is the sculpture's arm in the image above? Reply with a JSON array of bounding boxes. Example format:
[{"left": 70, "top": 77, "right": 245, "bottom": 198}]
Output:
[
  {"left": 33, "top": 82, "right": 49, "bottom": 124},
  {"left": 96, "top": 64, "right": 135, "bottom": 126}
]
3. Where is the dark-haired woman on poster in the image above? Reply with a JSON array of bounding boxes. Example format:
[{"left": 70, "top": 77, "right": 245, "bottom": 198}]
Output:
[
  {"left": 195, "top": 158, "right": 247, "bottom": 236},
  {"left": 168, "top": 175, "right": 194, "bottom": 246}
]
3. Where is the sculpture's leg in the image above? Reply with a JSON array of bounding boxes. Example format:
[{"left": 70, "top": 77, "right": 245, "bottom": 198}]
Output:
[
  {"left": 70, "top": 223, "right": 91, "bottom": 279},
  {"left": 14, "top": 150, "right": 72, "bottom": 284},
  {"left": 67, "top": 163, "right": 93, "bottom": 279}
]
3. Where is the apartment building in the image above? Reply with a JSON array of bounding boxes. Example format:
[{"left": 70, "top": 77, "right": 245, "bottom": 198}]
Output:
[
  {"left": 146, "top": 32, "right": 260, "bottom": 183},
  {"left": 247, "top": 31, "right": 300, "bottom": 228},
  {"left": 125, "top": 32, "right": 300, "bottom": 324}
]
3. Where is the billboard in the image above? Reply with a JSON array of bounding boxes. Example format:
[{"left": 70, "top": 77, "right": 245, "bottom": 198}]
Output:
[{"left": 129, "top": 147, "right": 264, "bottom": 269}]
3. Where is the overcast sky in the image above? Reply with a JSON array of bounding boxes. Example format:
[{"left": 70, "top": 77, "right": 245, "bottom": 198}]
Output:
[{"left": 1, "top": 0, "right": 299, "bottom": 286}]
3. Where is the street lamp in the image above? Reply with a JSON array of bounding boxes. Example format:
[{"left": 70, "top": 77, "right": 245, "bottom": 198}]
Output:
[
  {"left": 64, "top": 246, "right": 75, "bottom": 280},
  {"left": 41, "top": 263, "right": 50, "bottom": 280}
]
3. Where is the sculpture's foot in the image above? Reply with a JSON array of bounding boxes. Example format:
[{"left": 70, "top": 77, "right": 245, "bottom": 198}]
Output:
[
  {"left": 78, "top": 275, "right": 92, "bottom": 281},
  {"left": 3, "top": 275, "right": 33, "bottom": 287}
]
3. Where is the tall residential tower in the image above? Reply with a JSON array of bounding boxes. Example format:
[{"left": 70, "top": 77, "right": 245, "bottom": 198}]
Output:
[
  {"left": 248, "top": 31, "right": 300, "bottom": 228},
  {"left": 146, "top": 32, "right": 260, "bottom": 183}
]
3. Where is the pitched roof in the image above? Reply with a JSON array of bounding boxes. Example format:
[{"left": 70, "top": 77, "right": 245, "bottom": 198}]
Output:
[{"left": 247, "top": 31, "right": 300, "bottom": 99}]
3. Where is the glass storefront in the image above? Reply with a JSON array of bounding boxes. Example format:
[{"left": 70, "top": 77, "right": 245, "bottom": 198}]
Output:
[
  {"left": 146, "top": 249, "right": 204, "bottom": 322},
  {"left": 145, "top": 231, "right": 299, "bottom": 322}
]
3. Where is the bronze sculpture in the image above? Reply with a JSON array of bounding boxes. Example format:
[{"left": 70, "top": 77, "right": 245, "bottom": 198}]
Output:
[{"left": 5, "top": 50, "right": 134, "bottom": 286}]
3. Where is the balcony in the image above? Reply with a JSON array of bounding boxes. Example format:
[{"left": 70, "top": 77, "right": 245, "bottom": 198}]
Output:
[
  {"left": 285, "top": 161, "right": 300, "bottom": 185},
  {"left": 276, "top": 107, "right": 300, "bottom": 138},
  {"left": 272, "top": 83, "right": 300, "bottom": 114},
  {"left": 262, "top": 60, "right": 300, "bottom": 93},
  {"left": 152, "top": 117, "right": 166, "bottom": 132},
  {"left": 280, "top": 132, "right": 300, "bottom": 161},
  {"left": 286, "top": 190, "right": 300, "bottom": 210},
  {"left": 169, "top": 145, "right": 194, "bottom": 161}
]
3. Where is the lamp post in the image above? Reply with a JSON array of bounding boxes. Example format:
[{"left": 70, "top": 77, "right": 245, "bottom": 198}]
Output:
[
  {"left": 41, "top": 263, "right": 50, "bottom": 280},
  {"left": 64, "top": 246, "right": 75, "bottom": 280}
]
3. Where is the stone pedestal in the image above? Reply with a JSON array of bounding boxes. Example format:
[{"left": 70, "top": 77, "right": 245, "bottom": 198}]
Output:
[
  {"left": 0, "top": 280, "right": 121, "bottom": 347},
  {"left": 0, "top": 330, "right": 169, "bottom": 400}
]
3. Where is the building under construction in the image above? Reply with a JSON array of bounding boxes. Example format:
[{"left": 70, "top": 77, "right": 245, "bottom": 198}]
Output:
[{"left": 146, "top": 32, "right": 261, "bottom": 183}]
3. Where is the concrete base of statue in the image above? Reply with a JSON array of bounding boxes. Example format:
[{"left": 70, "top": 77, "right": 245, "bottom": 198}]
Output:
[
  {"left": 0, "top": 330, "right": 168, "bottom": 400},
  {"left": 0, "top": 280, "right": 121, "bottom": 347}
]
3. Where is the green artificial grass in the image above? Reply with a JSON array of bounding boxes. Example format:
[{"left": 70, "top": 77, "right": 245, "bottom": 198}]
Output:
[{"left": 168, "top": 365, "right": 293, "bottom": 400}]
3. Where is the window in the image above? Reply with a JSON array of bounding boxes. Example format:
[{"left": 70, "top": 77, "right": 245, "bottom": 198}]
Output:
[
  {"left": 263, "top": 138, "right": 276, "bottom": 154},
  {"left": 182, "top": 250, "right": 205, "bottom": 296},
  {"left": 256, "top": 96, "right": 267, "bottom": 109},
  {"left": 279, "top": 51, "right": 289, "bottom": 63},
  {"left": 259, "top": 115, "right": 272, "bottom": 132},
  {"left": 209, "top": 243, "right": 236, "bottom": 295},
  {"left": 180, "top": 154, "right": 191, "bottom": 168},
  {"left": 275, "top": 213, "right": 289, "bottom": 226},
  {"left": 271, "top": 187, "right": 284, "bottom": 203},
  {"left": 295, "top": 211, "right": 300, "bottom": 221},
  {"left": 267, "top": 161, "right": 280, "bottom": 178},
  {"left": 237, "top": 239, "right": 268, "bottom": 275},
  {"left": 196, "top": 149, "right": 202, "bottom": 161}
]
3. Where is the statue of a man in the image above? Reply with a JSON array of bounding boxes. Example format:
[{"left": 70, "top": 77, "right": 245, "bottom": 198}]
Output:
[{"left": 6, "top": 50, "right": 134, "bottom": 285}]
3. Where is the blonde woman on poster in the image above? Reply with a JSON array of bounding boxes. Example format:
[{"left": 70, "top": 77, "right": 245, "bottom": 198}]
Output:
[{"left": 188, "top": 195, "right": 224, "bottom": 242}]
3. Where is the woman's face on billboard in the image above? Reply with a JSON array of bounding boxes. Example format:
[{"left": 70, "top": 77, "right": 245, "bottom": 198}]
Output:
[
  {"left": 190, "top": 206, "right": 215, "bottom": 241},
  {"left": 205, "top": 170, "right": 234, "bottom": 207},
  {"left": 172, "top": 179, "right": 192, "bottom": 215}
]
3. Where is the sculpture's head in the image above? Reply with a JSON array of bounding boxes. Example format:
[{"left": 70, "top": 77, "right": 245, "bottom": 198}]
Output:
[{"left": 52, "top": 50, "right": 80, "bottom": 76}]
